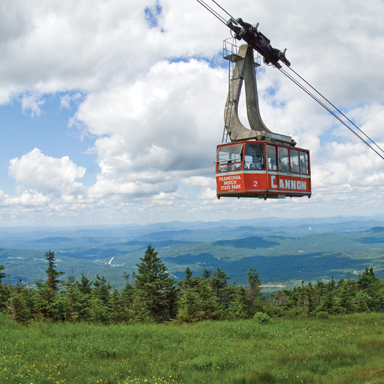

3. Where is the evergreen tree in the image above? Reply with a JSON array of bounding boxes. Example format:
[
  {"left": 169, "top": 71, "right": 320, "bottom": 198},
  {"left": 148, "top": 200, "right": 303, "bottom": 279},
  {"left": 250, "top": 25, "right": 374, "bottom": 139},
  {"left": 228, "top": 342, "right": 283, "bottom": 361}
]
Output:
[
  {"left": 108, "top": 288, "right": 124, "bottom": 323},
  {"left": 226, "top": 285, "right": 250, "bottom": 319},
  {"left": 202, "top": 268, "right": 212, "bottom": 279},
  {"left": 77, "top": 273, "right": 93, "bottom": 295},
  {"left": 93, "top": 275, "right": 112, "bottom": 305},
  {"left": 33, "top": 278, "right": 49, "bottom": 319},
  {"left": 134, "top": 245, "right": 177, "bottom": 322},
  {"left": 7, "top": 283, "right": 33, "bottom": 323},
  {"left": 60, "top": 274, "right": 83, "bottom": 321},
  {"left": 211, "top": 267, "right": 231, "bottom": 308},
  {"left": 87, "top": 292, "right": 111, "bottom": 324},
  {"left": 184, "top": 267, "right": 193, "bottom": 285},
  {"left": 247, "top": 268, "right": 263, "bottom": 314},
  {"left": 357, "top": 268, "right": 384, "bottom": 311},
  {"left": 43, "top": 250, "right": 65, "bottom": 320},
  {"left": 44, "top": 250, "right": 64, "bottom": 298},
  {"left": 177, "top": 274, "right": 220, "bottom": 322},
  {"left": 337, "top": 279, "right": 357, "bottom": 313},
  {"left": 120, "top": 272, "right": 135, "bottom": 322},
  {"left": 305, "top": 282, "right": 315, "bottom": 314},
  {"left": 0, "top": 265, "right": 9, "bottom": 313},
  {"left": 0, "top": 265, "right": 5, "bottom": 284},
  {"left": 353, "top": 291, "right": 370, "bottom": 312}
]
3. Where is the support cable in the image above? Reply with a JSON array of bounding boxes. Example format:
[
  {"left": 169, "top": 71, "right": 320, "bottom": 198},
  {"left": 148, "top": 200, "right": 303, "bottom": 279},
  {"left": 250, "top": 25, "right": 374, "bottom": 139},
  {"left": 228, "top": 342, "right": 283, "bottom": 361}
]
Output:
[
  {"left": 279, "top": 67, "right": 384, "bottom": 161},
  {"left": 286, "top": 65, "right": 384, "bottom": 155},
  {"left": 211, "top": 0, "right": 237, "bottom": 22},
  {"left": 195, "top": 0, "right": 228, "bottom": 26}
]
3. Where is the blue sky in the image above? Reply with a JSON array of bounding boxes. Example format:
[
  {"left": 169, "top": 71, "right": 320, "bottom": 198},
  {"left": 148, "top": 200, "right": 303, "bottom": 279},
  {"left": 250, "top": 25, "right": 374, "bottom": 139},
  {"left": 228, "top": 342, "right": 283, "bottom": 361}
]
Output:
[
  {"left": 1, "top": 0, "right": 384, "bottom": 226},
  {"left": 0, "top": 95, "right": 98, "bottom": 189}
]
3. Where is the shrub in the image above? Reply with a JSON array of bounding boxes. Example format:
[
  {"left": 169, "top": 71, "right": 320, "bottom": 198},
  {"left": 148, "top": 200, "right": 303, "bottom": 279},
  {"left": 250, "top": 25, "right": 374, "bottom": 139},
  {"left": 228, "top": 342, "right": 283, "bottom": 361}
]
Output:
[
  {"left": 316, "top": 311, "right": 329, "bottom": 319},
  {"left": 253, "top": 312, "right": 270, "bottom": 324},
  {"left": 285, "top": 308, "right": 299, "bottom": 318}
]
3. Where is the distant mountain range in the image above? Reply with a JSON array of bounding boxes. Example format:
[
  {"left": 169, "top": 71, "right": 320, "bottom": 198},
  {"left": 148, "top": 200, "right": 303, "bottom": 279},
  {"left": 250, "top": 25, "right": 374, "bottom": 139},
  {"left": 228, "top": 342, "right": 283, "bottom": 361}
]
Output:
[{"left": 1, "top": 216, "right": 384, "bottom": 291}]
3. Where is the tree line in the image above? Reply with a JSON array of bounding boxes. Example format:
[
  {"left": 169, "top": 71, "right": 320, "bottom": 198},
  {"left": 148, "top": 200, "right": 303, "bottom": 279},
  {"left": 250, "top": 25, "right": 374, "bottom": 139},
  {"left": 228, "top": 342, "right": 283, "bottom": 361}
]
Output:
[{"left": 0, "top": 245, "right": 383, "bottom": 324}]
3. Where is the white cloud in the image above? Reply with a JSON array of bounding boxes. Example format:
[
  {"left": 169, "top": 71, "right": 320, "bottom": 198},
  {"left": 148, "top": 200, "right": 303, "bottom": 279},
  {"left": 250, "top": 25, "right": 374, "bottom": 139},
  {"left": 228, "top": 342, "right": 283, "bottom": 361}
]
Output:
[
  {"left": 198, "top": 187, "right": 216, "bottom": 200},
  {"left": 2, "top": 190, "right": 50, "bottom": 206},
  {"left": 182, "top": 176, "right": 216, "bottom": 189},
  {"left": 0, "top": 0, "right": 164, "bottom": 101},
  {"left": 71, "top": 59, "right": 225, "bottom": 200},
  {"left": 9, "top": 148, "right": 86, "bottom": 196},
  {"left": 20, "top": 93, "right": 45, "bottom": 116}
]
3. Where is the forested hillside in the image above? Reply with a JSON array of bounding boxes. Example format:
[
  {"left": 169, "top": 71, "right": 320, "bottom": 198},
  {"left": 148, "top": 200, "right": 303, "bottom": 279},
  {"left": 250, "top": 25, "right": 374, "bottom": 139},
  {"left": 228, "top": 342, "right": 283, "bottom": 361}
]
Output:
[
  {"left": 1, "top": 245, "right": 383, "bottom": 324},
  {"left": 2, "top": 222, "right": 384, "bottom": 290}
]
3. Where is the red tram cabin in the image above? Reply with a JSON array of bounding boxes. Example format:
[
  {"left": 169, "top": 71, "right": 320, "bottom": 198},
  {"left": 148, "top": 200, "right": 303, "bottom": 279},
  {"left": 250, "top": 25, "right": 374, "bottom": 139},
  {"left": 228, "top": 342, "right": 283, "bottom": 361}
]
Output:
[{"left": 216, "top": 141, "right": 311, "bottom": 199}]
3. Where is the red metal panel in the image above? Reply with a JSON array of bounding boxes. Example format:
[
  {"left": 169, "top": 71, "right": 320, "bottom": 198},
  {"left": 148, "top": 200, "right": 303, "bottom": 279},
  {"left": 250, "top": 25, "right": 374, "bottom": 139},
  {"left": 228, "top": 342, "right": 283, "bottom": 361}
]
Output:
[
  {"left": 243, "top": 172, "right": 268, "bottom": 191},
  {"left": 216, "top": 173, "right": 245, "bottom": 194}
]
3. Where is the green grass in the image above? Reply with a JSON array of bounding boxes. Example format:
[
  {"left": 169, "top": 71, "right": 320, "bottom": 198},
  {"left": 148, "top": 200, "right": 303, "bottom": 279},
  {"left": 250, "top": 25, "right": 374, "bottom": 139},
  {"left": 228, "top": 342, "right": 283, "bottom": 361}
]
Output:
[{"left": 1, "top": 313, "right": 384, "bottom": 384}]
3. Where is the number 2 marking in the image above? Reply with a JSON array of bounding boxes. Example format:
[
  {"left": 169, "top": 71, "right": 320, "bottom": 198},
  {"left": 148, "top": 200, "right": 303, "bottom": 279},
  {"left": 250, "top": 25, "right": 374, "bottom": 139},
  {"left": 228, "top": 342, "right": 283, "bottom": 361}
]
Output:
[{"left": 253, "top": 181, "right": 258, "bottom": 187}]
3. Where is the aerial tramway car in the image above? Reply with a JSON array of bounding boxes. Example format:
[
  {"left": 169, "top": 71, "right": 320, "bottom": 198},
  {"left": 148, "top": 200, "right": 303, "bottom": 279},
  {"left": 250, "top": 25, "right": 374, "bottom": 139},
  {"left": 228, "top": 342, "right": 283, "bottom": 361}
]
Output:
[
  {"left": 212, "top": 37, "right": 312, "bottom": 200},
  {"left": 216, "top": 140, "right": 311, "bottom": 199}
]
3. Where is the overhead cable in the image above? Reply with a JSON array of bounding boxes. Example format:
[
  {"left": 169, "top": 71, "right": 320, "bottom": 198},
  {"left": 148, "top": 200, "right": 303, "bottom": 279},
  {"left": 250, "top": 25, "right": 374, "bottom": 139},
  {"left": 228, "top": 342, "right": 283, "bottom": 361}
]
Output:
[
  {"left": 286, "top": 65, "right": 384, "bottom": 156},
  {"left": 278, "top": 67, "right": 384, "bottom": 160},
  {"left": 211, "top": 0, "right": 236, "bottom": 21},
  {"left": 195, "top": 0, "right": 228, "bottom": 26}
]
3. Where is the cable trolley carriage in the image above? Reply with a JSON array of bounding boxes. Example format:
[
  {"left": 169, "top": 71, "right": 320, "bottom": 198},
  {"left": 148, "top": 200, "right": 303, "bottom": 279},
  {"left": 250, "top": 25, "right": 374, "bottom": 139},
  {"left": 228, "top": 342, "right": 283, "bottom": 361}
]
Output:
[
  {"left": 214, "top": 39, "right": 311, "bottom": 200},
  {"left": 216, "top": 141, "right": 311, "bottom": 199}
]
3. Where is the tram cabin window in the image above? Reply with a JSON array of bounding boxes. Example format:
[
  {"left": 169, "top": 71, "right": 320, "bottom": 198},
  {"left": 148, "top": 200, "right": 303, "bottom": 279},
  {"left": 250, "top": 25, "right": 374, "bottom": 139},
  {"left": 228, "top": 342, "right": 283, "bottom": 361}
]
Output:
[
  {"left": 244, "top": 143, "right": 265, "bottom": 170},
  {"left": 267, "top": 145, "right": 277, "bottom": 171},
  {"left": 300, "top": 151, "right": 309, "bottom": 175},
  {"left": 278, "top": 147, "right": 289, "bottom": 172},
  {"left": 217, "top": 144, "right": 243, "bottom": 172},
  {"left": 290, "top": 149, "right": 300, "bottom": 174}
]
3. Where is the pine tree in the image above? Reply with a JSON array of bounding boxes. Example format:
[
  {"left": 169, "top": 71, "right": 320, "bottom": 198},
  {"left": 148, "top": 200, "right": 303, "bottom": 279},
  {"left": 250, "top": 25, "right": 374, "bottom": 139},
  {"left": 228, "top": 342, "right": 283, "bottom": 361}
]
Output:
[
  {"left": 61, "top": 273, "right": 83, "bottom": 321},
  {"left": 184, "top": 267, "right": 193, "bottom": 286},
  {"left": 357, "top": 267, "right": 384, "bottom": 311},
  {"left": 43, "top": 250, "right": 65, "bottom": 320},
  {"left": 134, "top": 245, "right": 177, "bottom": 322},
  {"left": 353, "top": 291, "right": 370, "bottom": 312},
  {"left": 0, "top": 265, "right": 9, "bottom": 313},
  {"left": 177, "top": 275, "right": 219, "bottom": 322},
  {"left": 108, "top": 288, "right": 124, "bottom": 323},
  {"left": 211, "top": 267, "right": 231, "bottom": 308},
  {"left": 0, "top": 265, "right": 5, "bottom": 284},
  {"left": 93, "top": 275, "right": 112, "bottom": 305},
  {"left": 227, "top": 285, "right": 250, "bottom": 319},
  {"left": 7, "top": 283, "right": 33, "bottom": 323},
  {"left": 45, "top": 250, "right": 64, "bottom": 298},
  {"left": 120, "top": 272, "right": 135, "bottom": 322},
  {"left": 77, "top": 273, "right": 93, "bottom": 295},
  {"left": 202, "top": 268, "right": 212, "bottom": 279},
  {"left": 87, "top": 293, "right": 111, "bottom": 324},
  {"left": 247, "top": 268, "right": 263, "bottom": 314}
]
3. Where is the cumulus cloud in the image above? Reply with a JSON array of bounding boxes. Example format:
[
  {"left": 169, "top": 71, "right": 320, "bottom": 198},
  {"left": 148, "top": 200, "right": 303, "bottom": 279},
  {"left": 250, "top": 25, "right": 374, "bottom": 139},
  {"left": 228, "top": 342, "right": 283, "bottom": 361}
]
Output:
[
  {"left": 2, "top": 190, "right": 50, "bottom": 206},
  {"left": 0, "top": 0, "right": 164, "bottom": 101},
  {"left": 9, "top": 148, "right": 86, "bottom": 196},
  {"left": 182, "top": 176, "right": 216, "bottom": 189},
  {"left": 71, "top": 59, "right": 225, "bottom": 199}
]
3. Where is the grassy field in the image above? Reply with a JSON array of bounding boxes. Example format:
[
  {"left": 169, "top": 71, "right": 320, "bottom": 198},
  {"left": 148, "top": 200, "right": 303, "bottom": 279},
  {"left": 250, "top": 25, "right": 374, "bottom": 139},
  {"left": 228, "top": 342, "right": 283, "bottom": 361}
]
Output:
[{"left": 1, "top": 313, "right": 384, "bottom": 384}]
